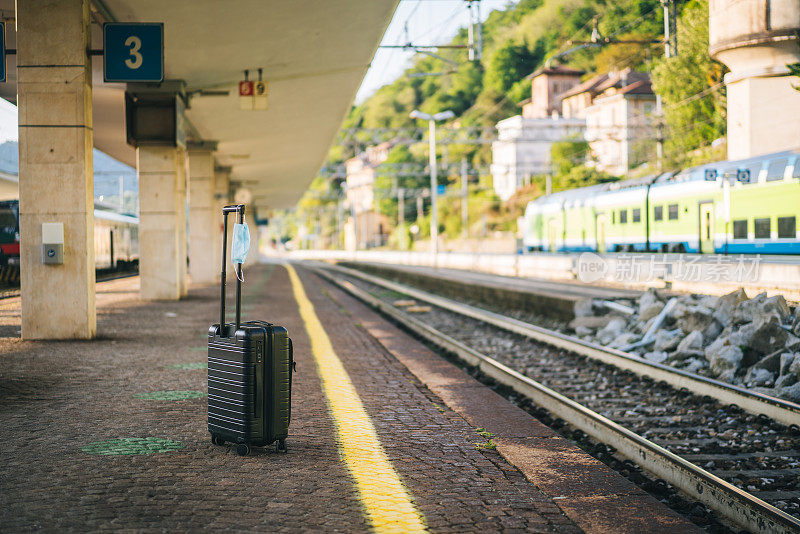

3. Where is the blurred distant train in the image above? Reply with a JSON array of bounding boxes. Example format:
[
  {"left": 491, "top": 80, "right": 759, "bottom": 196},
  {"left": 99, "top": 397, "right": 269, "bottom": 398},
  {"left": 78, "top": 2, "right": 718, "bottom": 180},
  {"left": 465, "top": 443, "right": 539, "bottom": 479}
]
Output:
[
  {"left": 0, "top": 200, "right": 139, "bottom": 272},
  {"left": 522, "top": 149, "right": 800, "bottom": 254}
]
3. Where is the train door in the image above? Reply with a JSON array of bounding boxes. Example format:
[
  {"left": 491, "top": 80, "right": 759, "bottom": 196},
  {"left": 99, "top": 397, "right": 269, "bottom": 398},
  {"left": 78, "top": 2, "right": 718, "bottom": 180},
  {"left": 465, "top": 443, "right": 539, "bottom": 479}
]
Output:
[
  {"left": 699, "top": 202, "right": 714, "bottom": 253},
  {"left": 548, "top": 219, "right": 557, "bottom": 252},
  {"left": 596, "top": 214, "right": 607, "bottom": 253}
]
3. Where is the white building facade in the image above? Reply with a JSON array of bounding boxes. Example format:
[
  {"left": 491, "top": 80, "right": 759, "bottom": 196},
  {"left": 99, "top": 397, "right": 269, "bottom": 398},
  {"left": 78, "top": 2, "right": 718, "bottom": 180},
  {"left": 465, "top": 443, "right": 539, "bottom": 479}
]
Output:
[
  {"left": 491, "top": 115, "right": 585, "bottom": 200},
  {"left": 344, "top": 142, "right": 391, "bottom": 250}
]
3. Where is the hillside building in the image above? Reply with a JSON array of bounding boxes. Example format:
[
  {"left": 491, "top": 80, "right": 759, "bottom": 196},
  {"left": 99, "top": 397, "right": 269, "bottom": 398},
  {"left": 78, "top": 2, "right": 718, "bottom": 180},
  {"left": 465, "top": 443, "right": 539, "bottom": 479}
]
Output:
[
  {"left": 491, "top": 66, "right": 585, "bottom": 201},
  {"left": 577, "top": 69, "right": 657, "bottom": 175},
  {"left": 491, "top": 65, "right": 659, "bottom": 200},
  {"left": 344, "top": 142, "right": 391, "bottom": 250}
]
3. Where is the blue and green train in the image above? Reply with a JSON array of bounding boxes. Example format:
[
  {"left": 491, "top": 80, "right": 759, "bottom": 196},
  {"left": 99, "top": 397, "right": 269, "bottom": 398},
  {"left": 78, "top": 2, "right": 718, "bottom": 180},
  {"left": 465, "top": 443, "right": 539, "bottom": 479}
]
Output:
[{"left": 522, "top": 149, "right": 800, "bottom": 254}]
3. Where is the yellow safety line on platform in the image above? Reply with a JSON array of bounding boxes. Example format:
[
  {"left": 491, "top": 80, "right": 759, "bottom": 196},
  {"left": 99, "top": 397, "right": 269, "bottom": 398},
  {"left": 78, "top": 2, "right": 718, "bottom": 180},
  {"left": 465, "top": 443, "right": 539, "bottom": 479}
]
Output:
[{"left": 287, "top": 264, "right": 426, "bottom": 533}]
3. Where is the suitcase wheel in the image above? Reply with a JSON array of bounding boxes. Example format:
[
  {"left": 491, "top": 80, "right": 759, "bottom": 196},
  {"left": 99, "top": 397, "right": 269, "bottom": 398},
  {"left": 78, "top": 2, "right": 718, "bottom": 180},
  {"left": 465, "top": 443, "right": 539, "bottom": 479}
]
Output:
[
  {"left": 236, "top": 443, "right": 251, "bottom": 456},
  {"left": 276, "top": 439, "right": 287, "bottom": 453},
  {"left": 211, "top": 435, "right": 225, "bottom": 446}
]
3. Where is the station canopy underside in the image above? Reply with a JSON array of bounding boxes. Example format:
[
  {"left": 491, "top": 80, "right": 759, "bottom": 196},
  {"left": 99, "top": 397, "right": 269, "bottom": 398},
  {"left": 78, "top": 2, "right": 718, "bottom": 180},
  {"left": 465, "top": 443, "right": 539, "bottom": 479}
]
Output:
[{"left": 0, "top": 0, "right": 397, "bottom": 210}]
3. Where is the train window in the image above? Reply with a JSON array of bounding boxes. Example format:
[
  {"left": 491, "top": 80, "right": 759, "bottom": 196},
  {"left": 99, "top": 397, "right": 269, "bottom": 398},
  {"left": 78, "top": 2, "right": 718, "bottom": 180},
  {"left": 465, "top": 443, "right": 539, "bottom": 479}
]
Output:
[
  {"left": 611, "top": 211, "right": 615, "bottom": 224},
  {"left": 632, "top": 208, "right": 641, "bottom": 223},
  {"left": 766, "top": 159, "right": 787, "bottom": 181},
  {"left": 733, "top": 220, "right": 747, "bottom": 239},
  {"left": 793, "top": 159, "right": 800, "bottom": 179},
  {"left": 747, "top": 164, "right": 762, "bottom": 182},
  {"left": 654, "top": 205, "right": 663, "bottom": 221},
  {"left": 778, "top": 216, "right": 796, "bottom": 239},
  {"left": 754, "top": 218, "right": 771, "bottom": 239},
  {"left": 668, "top": 204, "right": 679, "bottom": 220},
  {"left": 619, "top": 209, "right": 628, "bottom": 224}
]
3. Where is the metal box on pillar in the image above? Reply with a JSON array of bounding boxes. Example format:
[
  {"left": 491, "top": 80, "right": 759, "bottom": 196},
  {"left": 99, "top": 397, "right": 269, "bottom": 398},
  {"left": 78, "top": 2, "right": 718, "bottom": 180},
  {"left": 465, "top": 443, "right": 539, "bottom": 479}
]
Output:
[{"left": 125, "top": 82, "right": 189, "bottom": 300}]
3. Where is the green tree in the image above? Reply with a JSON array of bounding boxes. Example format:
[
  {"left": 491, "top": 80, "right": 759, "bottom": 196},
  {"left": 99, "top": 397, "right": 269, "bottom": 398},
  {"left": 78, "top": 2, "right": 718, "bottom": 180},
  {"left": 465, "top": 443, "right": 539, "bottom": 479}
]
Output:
[
  {"left": 295, "top": 176, "right": 340, "bottom": 249},
  {"left": 484, "top": 42, "right": 543, "bottom": 95},
  {"left": 651, "top": 0, "right": 726, "bottom": 165},
  {"left": 373, "top": 145, "right": 426, "bottom": 225},
  {"left": 550, "top": 140, "right": 619, "bottom": 192},
  {"left": 551, "top": 140, "right": 589, "bottom": 176},
  {"left": 289, "top": 0, "right": 680, "bottom": 247},
  {"left": 789, "top": 63, "right": 800, "bottom": 91}
]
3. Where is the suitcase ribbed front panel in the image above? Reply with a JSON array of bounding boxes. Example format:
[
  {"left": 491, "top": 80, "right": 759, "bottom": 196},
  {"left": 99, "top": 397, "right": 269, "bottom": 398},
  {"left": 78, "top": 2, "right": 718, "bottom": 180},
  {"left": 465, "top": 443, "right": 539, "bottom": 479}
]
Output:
[
  {"left": 270, "top": 331, "right": 292, "bottom": 440},
  {"left": 208, "top": 339, "right": 257, "bottom": 441}
]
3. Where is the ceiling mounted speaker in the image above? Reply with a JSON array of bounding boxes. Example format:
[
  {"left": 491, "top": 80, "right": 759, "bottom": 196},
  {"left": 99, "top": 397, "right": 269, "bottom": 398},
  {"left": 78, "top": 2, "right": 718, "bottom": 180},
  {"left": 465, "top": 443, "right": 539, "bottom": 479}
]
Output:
[{"left": 235, "top": 188, "right": 252, "bottom": 204}]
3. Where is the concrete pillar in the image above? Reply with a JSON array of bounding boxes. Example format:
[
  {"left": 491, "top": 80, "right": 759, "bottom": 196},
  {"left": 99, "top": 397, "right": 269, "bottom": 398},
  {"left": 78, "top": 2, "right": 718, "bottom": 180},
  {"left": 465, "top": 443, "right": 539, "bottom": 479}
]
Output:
[
  {"left": 213, "top": 165, "right": 231, "bottom": 280},
  {"left": 187, "top": 143, "right": 217, "bottom": 284},
  {"left": 177, "top": 153, "right": 188, "bottom": 297},
  {"left": 709, "top": 0, "right": 800, "bottom": 159},
  {"left": 17, "top": 0, "right": 96, "bottom": 339},
  {"left": 138, "top": 146, "right": 187, "bottom": 300}
]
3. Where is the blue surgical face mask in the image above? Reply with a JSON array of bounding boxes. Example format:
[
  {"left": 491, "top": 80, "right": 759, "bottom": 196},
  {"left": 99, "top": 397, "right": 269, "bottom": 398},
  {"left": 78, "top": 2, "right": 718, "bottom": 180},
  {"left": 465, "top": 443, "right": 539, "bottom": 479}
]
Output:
[{"left": 231, "top": 222, "right": 250, "bottom": 264}]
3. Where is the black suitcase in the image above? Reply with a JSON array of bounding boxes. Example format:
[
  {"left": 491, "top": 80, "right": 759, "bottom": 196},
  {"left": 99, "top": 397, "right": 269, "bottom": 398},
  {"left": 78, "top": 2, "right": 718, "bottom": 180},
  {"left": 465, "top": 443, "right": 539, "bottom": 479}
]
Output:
[{"left": 207, "top": 204, "right": 294, "bottom": 456}]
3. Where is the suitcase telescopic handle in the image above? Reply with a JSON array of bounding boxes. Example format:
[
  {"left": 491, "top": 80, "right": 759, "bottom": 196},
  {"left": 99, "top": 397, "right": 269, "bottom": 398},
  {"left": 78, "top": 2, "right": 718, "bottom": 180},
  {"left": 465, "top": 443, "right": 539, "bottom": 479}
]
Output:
[{"left": 220, "top": 204, "right": 245, "bottom": 336}]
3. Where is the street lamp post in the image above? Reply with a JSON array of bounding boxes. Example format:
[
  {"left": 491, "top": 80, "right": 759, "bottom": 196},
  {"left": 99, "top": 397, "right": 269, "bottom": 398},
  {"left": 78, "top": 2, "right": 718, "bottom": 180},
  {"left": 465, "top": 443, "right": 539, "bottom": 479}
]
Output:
[{"left": 409, "top": 109, "right": 454, "bottom": 266}]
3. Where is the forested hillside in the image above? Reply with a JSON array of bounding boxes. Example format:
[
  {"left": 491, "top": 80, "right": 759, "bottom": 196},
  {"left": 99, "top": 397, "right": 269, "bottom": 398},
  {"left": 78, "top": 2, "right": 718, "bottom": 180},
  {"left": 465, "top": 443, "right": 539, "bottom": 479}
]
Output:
[{"left": 285, "top": 0, "right": 725, "bottom": 248}]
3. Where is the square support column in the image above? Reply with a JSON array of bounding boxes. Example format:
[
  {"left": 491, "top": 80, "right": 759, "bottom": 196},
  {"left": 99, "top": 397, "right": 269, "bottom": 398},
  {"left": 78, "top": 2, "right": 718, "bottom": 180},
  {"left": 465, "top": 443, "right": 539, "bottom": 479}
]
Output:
[
  {"left": 17, "top": 0, "right": 96, "bottom": 339},
  {"left": 177, "top": 152, "right": 188, "bottom": 298},
  {"left": 187, "top": 145, "right": 217, "bottom": 284},
  {"left": 725, "top": 74, "right": 800, "bottom": 160},
  {"left": 138, "top": 146, "right": 187, "bottom": 301}
]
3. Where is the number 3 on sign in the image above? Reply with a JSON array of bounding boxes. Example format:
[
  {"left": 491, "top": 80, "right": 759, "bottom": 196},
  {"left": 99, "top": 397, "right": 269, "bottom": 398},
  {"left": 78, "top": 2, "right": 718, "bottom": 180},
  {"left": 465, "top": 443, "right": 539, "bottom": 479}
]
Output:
[
  {"left": 103, "top": 23, "right": 163, "bottom": 83},
  {"left": 124, "top": 36, "right": 143, "bottom": 69}
]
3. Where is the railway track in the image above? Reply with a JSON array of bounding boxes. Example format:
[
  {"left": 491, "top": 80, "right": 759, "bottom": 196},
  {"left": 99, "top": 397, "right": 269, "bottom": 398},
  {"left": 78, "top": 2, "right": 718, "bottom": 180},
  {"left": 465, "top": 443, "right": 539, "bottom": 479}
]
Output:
[
  {"left": 310, "top": 262, "right": 800, "bottom": 534},
  {"left": 0, "top": 268, "right": 139, "bottom": 300}
]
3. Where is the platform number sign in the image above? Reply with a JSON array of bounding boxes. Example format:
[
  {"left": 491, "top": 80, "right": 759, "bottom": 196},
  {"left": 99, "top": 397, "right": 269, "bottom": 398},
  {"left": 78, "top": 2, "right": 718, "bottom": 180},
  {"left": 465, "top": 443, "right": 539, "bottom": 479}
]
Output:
[
  {"left": 103, "top": 23, "right": 164, "bottom": 83},
  {"left": 253, "top": 81, "right": 268, "bottom": 110}
]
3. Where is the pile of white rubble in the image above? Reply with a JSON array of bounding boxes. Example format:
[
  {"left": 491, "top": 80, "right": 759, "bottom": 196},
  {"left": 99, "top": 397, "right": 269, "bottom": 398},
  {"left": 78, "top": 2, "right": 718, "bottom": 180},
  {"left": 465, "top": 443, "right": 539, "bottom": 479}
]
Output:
[{"left": 569, "top": 289, "right": 800, "bottom": 403}]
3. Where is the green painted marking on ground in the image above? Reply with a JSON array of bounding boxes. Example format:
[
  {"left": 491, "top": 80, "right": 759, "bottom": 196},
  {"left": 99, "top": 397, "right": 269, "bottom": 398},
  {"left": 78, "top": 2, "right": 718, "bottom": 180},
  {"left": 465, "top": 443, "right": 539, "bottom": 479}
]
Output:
[
  {"left": 168, "top": 362, "right": 207, "bottom": 370},
  {"left": 81, "top": 437, "right": 184, "bottom": 456},
  {"left": 133, "top": 390, "right": 207, "bottom": 400}
]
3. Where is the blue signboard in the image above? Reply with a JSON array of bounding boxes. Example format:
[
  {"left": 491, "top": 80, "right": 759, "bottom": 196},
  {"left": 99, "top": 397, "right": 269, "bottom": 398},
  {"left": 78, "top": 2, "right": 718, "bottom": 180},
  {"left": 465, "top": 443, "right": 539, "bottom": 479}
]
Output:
[
  {"left": 437, "top": 185, "right": 446, "bottom": 195},
  {"left": 103, "top": 23, "right": 164, "bottom": 83},
  {"left": 0, "top": 22, "right": 5, "bottom": 83}
]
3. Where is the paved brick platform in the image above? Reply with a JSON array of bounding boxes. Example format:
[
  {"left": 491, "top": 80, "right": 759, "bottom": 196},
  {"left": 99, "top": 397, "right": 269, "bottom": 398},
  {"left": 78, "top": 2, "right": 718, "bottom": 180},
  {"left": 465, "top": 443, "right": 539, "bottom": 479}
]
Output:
[{"left": 0, "top": 263, "right": 698, "bottom": 532}]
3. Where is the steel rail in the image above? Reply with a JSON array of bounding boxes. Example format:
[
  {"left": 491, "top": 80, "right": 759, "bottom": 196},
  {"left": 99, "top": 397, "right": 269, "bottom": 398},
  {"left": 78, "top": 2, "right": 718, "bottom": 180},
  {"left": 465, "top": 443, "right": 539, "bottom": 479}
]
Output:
[
  {"left": 319, "top": 262, "right": 800, "bottom": 428},
  {"left": 312, "top": 265, "right": 800, "bottom": 534}
]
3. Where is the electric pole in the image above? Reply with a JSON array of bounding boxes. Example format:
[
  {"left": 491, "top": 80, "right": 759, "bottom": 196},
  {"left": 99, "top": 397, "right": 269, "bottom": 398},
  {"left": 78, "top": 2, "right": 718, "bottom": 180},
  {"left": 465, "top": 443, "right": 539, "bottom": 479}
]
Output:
[
  {"left": 655, "top": 94, "right": 664, "bottom": 171},
  {"left": 460, "top": 158, "right": 468, "bottom": 239},
  {"left": 661, "top": 0, "right": 677, "bottom": 58},
  {"left": 337, "top": 196, "right": 344, "bottom": 249},
  {"left": 467, "top": 0, "right": 483, "bottom": 62},
  {"left": 398, "top": 187, "right": 405, "bottom": 227}
]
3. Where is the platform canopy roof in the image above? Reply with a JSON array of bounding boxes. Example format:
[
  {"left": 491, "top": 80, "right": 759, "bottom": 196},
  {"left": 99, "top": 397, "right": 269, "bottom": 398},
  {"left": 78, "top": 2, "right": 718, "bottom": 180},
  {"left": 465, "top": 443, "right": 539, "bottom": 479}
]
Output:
[{"left": 0, "top": 0, "right": 398, "bottom": 211}]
